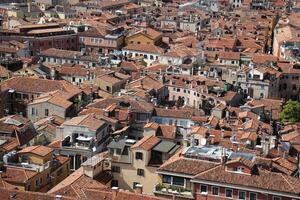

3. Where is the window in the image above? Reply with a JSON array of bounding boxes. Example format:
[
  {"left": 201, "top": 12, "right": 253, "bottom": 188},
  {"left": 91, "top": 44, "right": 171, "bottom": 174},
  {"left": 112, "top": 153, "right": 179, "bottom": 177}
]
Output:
[
  {"left": 137, "top": 169, "right": 144, "bottom": 176},
  {"left": 234, "top": 166, "right": 244, "bottom": 172},
  {"left": 200, "top": 185, "right": 207, "bottom": 194},
  {"left": 250, "top": 193, "right": 257, "bottom": 200},
  {"left": 212, "top": 186, "right": 219, "bottom": 196},
  {"left": 176, "top": 88, "right": 180, "bottom": 92},
  {"left": 162, "top": 175, "right": 171, "bottom": 184},
  {"left": 238, "top": 190, "right": 246, "bottom": 200},
  {"left": 273, "top": 196, "right": 281, "bottom": 200},
  {"left": 260, "top": 93, "right": 264, "bottom": 98},
  {"left": 172, "top": 176, "right": 184, "bottom": 186},
  {"left": 72, "top": 77, "right": 76, "bottom": 82},
  {"left": 133, "top": 182, "right": 140, "bottom": 189},
  {"left": 15, "top": 93, "right": 21, "bottom": 99},
  {"left": 123, "top": 146, "right": 129, "bottom": 155},
  {"left": 23, "top": 94, "right": 28, "bottom": 99},
  {"left": 45, "top": 109, "right": 49, "bottom": 116},
  {"left": 283, "top": 83, "right": 287, "bottom": 90},
  {"left": 112, "top": 180, "right": 118, "bottom": 187},
  {"left": 135, "top": 152, "right": 143, "bottom": 160},
  {"left": 32, "top": 108, "right": 36, "bottom": 115},
  {"left": 225, "top": 188, "right": 233, "bottom": 198},
  {"left": 112, "top": 166, "right": 120, "bottom": 173}
]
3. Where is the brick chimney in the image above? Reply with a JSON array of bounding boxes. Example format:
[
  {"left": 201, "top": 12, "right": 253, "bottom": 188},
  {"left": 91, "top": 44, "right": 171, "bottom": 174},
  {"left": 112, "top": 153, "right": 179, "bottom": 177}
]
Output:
[
  {"left": 134, "top": 184, "right": 143, "bottom": 194},
  {"left": 112, "top": 187, "right": 119, "bottom": 200}
]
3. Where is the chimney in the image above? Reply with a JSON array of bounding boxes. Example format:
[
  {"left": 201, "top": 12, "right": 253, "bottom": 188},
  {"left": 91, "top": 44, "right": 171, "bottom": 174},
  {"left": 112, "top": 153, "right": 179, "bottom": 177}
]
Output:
[
  {"left": 134, "top": 184, "right": 143, "bottom": 194},
  {"left": 183, "top": 139, "right": 189, "bottom": 147},
  {"left": 221, "top": 147, "right": 227, "bottom": 164},
  {"left": 210, "top": 135, "right": 215, "bottom": 144},
  {"left": 27, "top": 3, "right": 31, "bottom": 13},
  {"left": 112, "top": 187, "right": 119, "bottom": 200}
]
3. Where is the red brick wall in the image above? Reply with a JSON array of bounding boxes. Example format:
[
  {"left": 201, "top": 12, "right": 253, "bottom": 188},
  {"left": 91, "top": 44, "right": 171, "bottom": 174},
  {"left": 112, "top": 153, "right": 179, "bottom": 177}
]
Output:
[{"left": 194, "top": 183, "right": 294, "bottom": 200}]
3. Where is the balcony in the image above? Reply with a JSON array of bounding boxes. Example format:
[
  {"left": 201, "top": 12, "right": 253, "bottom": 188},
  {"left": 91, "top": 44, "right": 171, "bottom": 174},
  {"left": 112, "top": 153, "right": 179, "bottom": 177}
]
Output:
[{"left": 154, "top": 184, "right": 194, "bottom": 199}]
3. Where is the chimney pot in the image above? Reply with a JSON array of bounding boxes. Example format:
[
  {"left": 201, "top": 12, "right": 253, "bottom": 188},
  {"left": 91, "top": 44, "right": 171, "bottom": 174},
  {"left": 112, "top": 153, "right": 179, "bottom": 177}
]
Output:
[
  {"left": 134, "top": 184, "right": 143, "bottom": 194},
  {"left": 112, "top": 187, "right": 119, "bottom": 200}
]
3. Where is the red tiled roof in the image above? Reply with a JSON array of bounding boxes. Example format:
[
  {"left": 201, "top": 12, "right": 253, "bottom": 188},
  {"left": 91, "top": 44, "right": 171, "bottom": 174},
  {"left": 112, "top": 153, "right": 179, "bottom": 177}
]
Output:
[
  {"left": 159, "top": 157, "right": 218, "bottom": 176},
  {"left": 193, "top": 165, "right": 300, "bottom": 195},
  {"left": 18, "top": 145, "right": 53, "bottom": 157},
  {"left": 123, "top": 44, "right": 164, "bottom": 54},
  {"left": 131, "top": 135, "right": 161, "bottom": 151}
]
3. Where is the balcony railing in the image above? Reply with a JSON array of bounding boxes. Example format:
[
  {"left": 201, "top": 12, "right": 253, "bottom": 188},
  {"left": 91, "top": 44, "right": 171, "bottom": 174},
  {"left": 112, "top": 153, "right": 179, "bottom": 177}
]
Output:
[
  {"left": 154, "top": 184, "right": 194, "bottom": 199},
  {"left": 5, "top": 160, "right": 50, "bottom": 172}
]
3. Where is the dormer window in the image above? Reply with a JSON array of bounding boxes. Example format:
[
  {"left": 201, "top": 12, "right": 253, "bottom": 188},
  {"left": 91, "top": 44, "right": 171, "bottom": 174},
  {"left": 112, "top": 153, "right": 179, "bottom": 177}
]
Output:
[{"left": 234, "top": 166, "right": 244, "bottom": 172}]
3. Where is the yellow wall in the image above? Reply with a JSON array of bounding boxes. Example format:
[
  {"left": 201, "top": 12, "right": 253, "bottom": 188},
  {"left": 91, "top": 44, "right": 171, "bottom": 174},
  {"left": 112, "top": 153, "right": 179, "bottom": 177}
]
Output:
[
  {"left": 112, "top": 149, "right": 159, "bottom": 195},
  {"left": 51, "top": 160, "right": 70, "bottom": 186},
  {"left": 22, "top": 153, "right": 52, "bottom": 165},
  {"left": 126, "top": 33, "right": 157, "bottom": 45},
  {"left": 7, "top": 10, "right": 21, "bottom": 18},
  {"left": 11, "top": 183, "right": 25, "bottom": 191}
]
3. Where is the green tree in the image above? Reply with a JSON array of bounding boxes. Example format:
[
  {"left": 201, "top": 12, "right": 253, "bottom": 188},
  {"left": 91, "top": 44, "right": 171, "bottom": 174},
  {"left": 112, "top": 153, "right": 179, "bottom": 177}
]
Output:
[{"left": 280, "top": 100, "right": 300, "bottom": 123}]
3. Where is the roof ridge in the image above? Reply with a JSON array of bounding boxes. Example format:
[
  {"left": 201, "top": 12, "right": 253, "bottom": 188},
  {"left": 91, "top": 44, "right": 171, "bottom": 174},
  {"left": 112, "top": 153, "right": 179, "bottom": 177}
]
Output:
[{"left": 78, "top": 114, "right": 93, "bottom": 125}]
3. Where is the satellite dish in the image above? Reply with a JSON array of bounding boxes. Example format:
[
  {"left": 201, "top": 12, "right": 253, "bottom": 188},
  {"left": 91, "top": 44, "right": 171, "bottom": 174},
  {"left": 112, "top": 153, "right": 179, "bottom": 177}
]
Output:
[{"left": 200, "top": 138, "right": 207, "bottom": 146}]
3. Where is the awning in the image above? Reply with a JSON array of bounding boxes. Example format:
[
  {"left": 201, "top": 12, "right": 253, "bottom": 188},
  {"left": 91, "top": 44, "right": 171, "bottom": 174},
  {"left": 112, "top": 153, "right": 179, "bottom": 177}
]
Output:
[{"left": 77, "top": 136, "right": 93, "bottom": 142}]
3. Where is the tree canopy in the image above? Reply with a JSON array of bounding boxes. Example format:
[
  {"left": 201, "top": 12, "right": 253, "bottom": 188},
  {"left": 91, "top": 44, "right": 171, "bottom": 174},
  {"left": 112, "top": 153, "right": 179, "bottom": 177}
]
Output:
[{"left": 279, "top": 100, "right": 300, "bottom": 123}]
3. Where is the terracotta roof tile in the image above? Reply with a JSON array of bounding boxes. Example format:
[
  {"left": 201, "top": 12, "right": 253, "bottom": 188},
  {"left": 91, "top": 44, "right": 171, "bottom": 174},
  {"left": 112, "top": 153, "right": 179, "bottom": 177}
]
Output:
[
  {"left": 193, "top": 165, "right": 300, "bottom": 195},
  {"left": 131, "top": 135, "right": 161, "bottom": 151},
  {"left": 159, "top": 157, "right": 218, "bottom": 176},
  {"left": 18, "top": 145, "right": 53, "bottom": 157}
]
